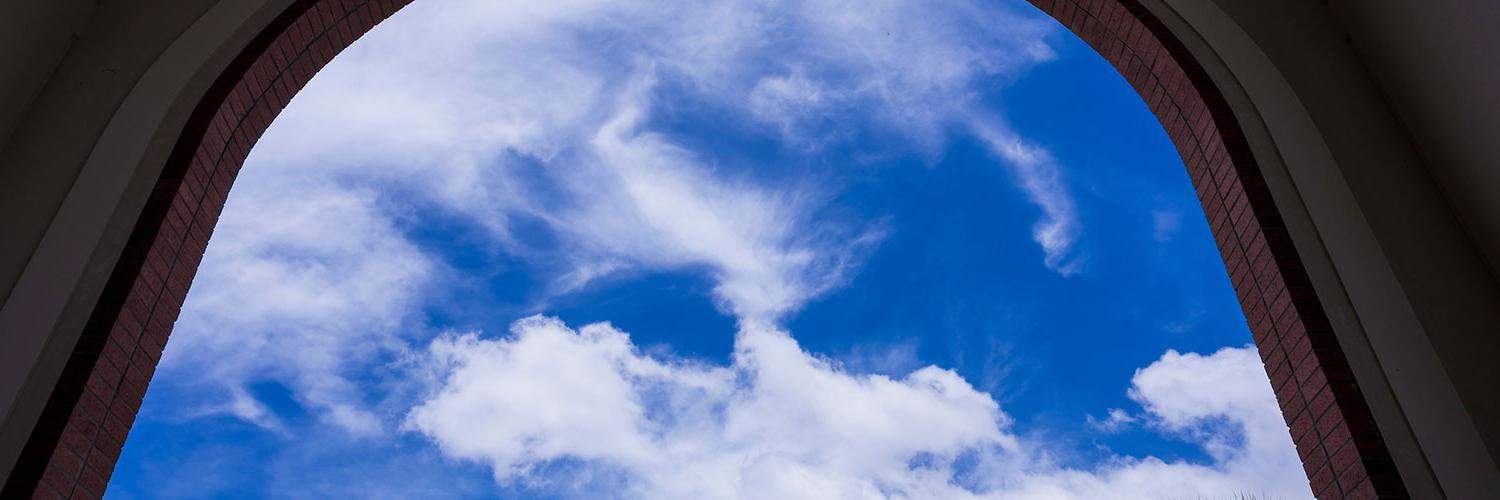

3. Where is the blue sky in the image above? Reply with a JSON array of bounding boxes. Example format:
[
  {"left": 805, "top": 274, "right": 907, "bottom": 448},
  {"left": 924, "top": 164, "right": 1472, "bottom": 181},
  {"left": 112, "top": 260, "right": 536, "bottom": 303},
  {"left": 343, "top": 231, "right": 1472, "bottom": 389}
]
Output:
[{"left": 107, "top": 0, "right": 1313, "bottom": 498}]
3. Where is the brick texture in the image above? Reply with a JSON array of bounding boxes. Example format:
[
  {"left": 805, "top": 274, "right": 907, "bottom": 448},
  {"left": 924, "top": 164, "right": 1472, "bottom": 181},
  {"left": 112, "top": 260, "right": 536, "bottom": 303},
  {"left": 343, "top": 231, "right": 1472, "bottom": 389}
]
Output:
[
  {"left": 0, "top": 1, "right": 413, "bottom": 498},
  {"left": 1022, "top": 0, "right": 1408, "bottom": 498},
  {"left": 1, "top": 0, "right": 1408, "bottom": 498}
]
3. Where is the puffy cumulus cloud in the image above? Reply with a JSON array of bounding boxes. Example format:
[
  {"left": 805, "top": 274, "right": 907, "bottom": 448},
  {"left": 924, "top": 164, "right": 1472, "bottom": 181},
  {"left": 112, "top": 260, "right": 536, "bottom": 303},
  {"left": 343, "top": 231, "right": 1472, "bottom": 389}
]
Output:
[
  {"left": 969, "top": 346, "right": 1313, "bottom": 499},
  {"left": 407, "top": 319, "right": 1311, "bottom": 500},
  {"left": 407, "top": 317, "right": 1009, "bottom": 499},
  {"left": 163, "top": 171, "right": 431, "bottom": 434},
  {"left": 1127, "top": 346, "right": 1309, "bottom": 491}
]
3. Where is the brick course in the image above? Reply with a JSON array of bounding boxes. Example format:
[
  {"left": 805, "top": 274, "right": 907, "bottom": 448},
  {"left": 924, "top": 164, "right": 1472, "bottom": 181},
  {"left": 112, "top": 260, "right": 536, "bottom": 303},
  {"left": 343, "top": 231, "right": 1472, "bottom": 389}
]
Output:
[
  {"left": 1023, "top": 1, "right": 1408, "bottom": 497},
  {"left": 0, "top": 0, "right": 1408, "bottom": 498},
  {"left": 0, "top": 1, "right": 413, "bottom": 498}
]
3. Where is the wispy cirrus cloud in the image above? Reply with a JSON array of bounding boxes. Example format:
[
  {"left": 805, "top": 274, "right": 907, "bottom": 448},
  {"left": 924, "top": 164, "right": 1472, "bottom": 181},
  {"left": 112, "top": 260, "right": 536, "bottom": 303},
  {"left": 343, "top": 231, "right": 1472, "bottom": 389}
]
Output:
[
  {"left": 165, "top": 176, "right": 430, "bottom": 434},
  {"left": 257, "top": 0, "right": 1079, "bottom": 284},
  {"left": 572, "top": 71, "right": 884, "bottom": 321},
  {"left": 969, "top": 116, "right": 1086, "bottom": 274}
]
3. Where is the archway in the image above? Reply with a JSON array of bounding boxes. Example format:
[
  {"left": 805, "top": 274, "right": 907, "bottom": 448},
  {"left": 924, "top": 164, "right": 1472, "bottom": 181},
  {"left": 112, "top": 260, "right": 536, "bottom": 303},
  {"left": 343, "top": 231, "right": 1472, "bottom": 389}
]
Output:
[{"left": 0, "top": 0, "right": 1420, "bottom": 498}]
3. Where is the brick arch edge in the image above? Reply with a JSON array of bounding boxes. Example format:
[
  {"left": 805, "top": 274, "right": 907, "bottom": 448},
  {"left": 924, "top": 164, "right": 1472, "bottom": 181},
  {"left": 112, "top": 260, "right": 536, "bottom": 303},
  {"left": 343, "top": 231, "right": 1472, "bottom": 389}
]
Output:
[{"left": 1, "top": 0, "right": 1408, "bottom": 498}]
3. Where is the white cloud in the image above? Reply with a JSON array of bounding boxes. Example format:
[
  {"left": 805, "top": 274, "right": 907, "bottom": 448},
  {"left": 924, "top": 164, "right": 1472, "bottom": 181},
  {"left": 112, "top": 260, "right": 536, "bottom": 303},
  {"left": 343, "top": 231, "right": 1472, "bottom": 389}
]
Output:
[
  {"left": 407, "top": 317, "right": 1009, "bottom": 499},
  {"left": 1087, "top": 408, "right": 1138, "bottom": 433},
  {"left": 567, "top": 72, "right": 882, "bottom": 320},
  {"left": 1128, "top": 346, "right": 1308, "bottom": 488},
  {"left": 969, "top": 117, "right": 1085, "bottom": 275},
  {"left": 163, "top": 173, "right": 431, "bottom": 434},
  {"left": 748, "top": 69, "right": 837, "bottom": 148},
  {"left": 407, "top": 319, "right": 1311, "bottom": 500},
  {"left": 971, "top": 346, "right": 1313, "bottom": 500}
]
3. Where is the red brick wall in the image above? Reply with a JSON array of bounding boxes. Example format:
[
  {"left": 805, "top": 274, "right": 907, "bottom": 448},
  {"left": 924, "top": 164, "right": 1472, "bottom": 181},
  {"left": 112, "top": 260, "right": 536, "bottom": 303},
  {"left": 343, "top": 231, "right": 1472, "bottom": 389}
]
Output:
[
  {"left": 1, "top": 1, "right": 414, "bottom": 498},
  {"left": 1023, "top": 1, "right": 1408, "bottom": 498},
  {"left": 0, "top": 0, "right": 1408, "bottom": 498}
]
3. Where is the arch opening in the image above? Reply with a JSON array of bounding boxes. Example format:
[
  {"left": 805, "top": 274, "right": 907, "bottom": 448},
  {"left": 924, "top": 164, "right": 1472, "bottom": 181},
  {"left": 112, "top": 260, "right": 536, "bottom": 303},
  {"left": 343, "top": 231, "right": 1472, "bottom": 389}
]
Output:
[{"left": 0, "top": 0, "right": 1410, "bottom": 498}]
